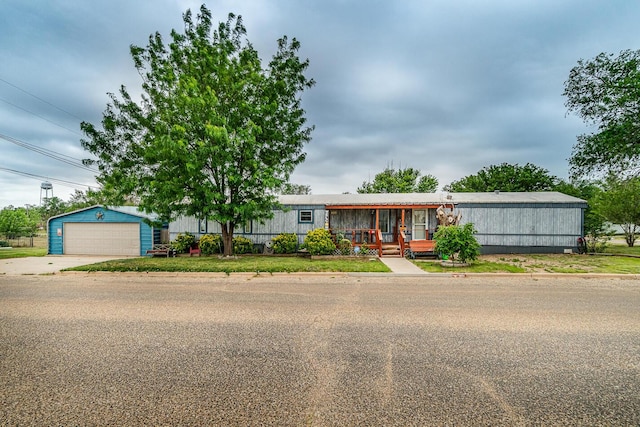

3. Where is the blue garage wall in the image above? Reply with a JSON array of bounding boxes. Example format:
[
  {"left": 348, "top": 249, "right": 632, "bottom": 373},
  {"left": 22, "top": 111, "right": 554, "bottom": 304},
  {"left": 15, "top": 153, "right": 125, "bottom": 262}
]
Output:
[{"left": 48, "top": 206, "right": 154, "bottom": 255}]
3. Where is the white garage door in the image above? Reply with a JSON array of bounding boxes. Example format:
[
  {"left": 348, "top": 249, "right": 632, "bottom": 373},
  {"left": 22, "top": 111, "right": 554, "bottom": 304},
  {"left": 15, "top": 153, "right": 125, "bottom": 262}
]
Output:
[{"left": 64, "top": 223, "right": 140, "bottom": 256}]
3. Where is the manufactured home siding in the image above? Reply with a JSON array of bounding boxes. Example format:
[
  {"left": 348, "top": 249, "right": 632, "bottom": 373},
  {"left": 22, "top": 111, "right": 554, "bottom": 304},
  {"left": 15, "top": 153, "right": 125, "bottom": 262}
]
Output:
[
  {"left": 167, "top": 193, "right": 586, "bottom": 254},
  {"left": 458, "top": 204, "right": 583, "bottom": 252},
  {"left": 169, "top": 205, "right": 326, "bottom": 245}
]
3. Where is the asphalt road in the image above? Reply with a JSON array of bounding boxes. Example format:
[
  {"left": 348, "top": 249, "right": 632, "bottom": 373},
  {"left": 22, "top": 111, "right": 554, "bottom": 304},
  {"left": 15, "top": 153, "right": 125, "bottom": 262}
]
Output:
[{"left": 1, "top": 274, "right": 639, "bottom": 426}]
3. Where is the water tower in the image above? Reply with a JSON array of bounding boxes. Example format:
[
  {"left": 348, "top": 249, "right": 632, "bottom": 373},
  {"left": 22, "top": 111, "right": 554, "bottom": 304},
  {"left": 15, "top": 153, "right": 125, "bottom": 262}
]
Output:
[{"left": 40, "top": 181, "right": 53, "bottom": 205}]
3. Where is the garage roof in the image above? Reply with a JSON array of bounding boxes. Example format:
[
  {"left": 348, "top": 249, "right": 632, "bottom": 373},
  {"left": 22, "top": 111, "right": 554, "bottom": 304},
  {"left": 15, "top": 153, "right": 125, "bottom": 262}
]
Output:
[{"left": 47, "top": 205, "right": 159, "bottom": 221}]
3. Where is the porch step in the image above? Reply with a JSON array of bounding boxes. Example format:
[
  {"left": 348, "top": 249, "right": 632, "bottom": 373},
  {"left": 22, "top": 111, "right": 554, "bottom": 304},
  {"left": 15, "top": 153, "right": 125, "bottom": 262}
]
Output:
[{"left": 381, "top": 244, "right": 402, "bottom": 257}]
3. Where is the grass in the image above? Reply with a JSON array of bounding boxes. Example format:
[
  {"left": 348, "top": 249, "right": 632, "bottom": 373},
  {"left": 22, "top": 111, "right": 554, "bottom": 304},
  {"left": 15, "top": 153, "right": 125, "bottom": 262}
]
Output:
[
  {"left": 413, "top": 253, "right": 640, "bottom": 274},
  {"left": 413, "top": 260, "right": 527, "bottom": 274},
  {"left": 538, "top": 254, "right": 640, "bottom": 274},
  {"left": 0, "top": 247, "right": 47, "bottom": 259},
  {"left": 605, "top": 243, "right": 640, "bottom": 256},
  {"left": 0, "top": 234, "right": 47, "bottom": 259},
  {"left": 65, "top": 255, "right": 391, "bottom": 274}
]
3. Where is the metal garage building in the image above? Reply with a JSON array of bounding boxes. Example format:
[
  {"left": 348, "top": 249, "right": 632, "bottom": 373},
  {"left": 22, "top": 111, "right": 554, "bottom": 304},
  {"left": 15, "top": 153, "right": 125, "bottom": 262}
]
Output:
[{"left": 48, "top": 206, "right": 158, "bottom": 256}]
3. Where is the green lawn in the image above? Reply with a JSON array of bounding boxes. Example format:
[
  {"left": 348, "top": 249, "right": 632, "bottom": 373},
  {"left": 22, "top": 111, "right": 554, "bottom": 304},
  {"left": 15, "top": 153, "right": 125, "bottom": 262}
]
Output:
[
  {"left": 413, "top": 260, "right": 527, "bottom": 274},
  {"left": 3, "top": 239, "right": 639, "bottom": 274},
  {"left": 65, "top": 255, "right": 391, "bottom": 274},
  {"left": 605, "top": 243, "right": 640, "bottom": 256},
  {"left": 0, "top": 247, "right": 47, "bottom": 259}
]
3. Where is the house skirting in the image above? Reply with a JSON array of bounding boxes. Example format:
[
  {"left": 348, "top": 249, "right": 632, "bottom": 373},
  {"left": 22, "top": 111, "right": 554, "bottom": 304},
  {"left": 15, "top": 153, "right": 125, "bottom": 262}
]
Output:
[{"left": 480, "top": 245, "right": 579, "bottom": 255}]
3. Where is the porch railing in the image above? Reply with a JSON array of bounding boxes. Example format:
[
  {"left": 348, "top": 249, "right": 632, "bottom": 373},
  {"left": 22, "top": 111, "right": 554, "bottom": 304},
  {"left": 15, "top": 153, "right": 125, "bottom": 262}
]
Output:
[
  {"left": 330, "top": 228, "right": 376, "bottom": 245},
  {"left": 399, "top": 229, "right": 407, "bottom": 257},
  {"left": 330, "top": 228, "right": 384, "bottom": 256},
  {"left": 375, "top": 229, "right": 383, "bottom": 257}
]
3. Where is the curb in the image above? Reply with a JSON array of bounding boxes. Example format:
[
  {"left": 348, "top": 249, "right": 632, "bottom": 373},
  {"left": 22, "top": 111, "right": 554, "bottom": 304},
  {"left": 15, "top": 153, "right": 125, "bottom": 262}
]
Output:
[{"left": 56, "top": 271, "right": 640, "bottom": 280}]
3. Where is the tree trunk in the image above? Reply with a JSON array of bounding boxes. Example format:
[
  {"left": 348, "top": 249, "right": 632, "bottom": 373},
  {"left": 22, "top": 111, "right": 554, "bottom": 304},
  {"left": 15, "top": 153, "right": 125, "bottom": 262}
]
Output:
[
  {"left": 221, "top": 223, "right": 234, "bottom": 256},
  {"left": 623, "top": 224, "right": 637, "bottom": 247}
]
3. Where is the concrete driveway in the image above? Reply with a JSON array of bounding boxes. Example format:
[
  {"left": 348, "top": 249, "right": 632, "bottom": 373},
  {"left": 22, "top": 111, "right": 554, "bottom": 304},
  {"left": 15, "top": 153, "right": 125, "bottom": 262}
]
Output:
[{"left": 0, "top": 255, "right": 127, "bottom": 275}]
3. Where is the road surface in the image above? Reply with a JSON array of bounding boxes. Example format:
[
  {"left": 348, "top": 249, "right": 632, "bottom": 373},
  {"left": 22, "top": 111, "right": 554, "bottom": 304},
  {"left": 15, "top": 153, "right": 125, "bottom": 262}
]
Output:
[{"left": 1, "top": 274, "right": 639, "bottom": 425}]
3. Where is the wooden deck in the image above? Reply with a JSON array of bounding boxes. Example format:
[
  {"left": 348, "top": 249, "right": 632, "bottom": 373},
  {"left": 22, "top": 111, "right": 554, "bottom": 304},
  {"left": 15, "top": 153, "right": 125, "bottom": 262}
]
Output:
[
  {"left": 330, "top": 228, "right": 438, "bottom": 258},
  {"left": 406, "top": 240, "right": 437, "bottom": 259}
]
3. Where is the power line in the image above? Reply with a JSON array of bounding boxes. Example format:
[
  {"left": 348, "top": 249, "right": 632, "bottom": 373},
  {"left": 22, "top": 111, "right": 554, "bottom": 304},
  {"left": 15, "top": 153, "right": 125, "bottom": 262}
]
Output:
[
  {"left": 0, "top": 133, "right": 99, "bottom": 174},
  {"left": 0, "top": 96, "right": 83, "bottom": 137},
  {"left": 0, "top": 166, "right": 95, "bottom": 189},
  {"left": 0, "top": 76, "right": 84, "bottom": 122}
]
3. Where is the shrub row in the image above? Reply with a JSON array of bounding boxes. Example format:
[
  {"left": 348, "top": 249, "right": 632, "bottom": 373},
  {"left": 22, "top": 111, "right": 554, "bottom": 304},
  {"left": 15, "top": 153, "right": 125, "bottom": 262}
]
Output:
[
  {"left": 171, "top": 233, "right": 254, "bottom": 255},
  {"left": 170, "top": 229, "right": 339, "bottom": 256},
  {"left": 171, "top": 224, "right": 481, "bottom": 262}
]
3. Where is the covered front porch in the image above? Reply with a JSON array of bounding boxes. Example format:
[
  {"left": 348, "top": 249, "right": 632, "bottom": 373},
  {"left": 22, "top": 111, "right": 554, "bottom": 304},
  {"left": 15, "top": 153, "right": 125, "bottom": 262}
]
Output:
[{"left": 325, "top": 203, "right": 445, "bottom": 257}]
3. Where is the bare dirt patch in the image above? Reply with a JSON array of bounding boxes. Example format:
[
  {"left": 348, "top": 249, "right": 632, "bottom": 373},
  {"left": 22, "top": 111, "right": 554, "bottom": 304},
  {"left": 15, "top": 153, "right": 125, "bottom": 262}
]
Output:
[{"left": 479, "top": 253, "right": 624, "bottom": 273}]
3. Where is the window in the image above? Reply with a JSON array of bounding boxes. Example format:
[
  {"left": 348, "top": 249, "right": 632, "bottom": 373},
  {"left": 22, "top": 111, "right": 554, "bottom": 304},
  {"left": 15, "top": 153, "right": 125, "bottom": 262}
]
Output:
[
  {"left": 243, "top": 220, "right": 252, "bottom": 234},
  {"left": 299, "top": 210, "right": 313, "bottom": 223},
  {"left": 199, "top": 219, "right": 207, "bottom": 234}
]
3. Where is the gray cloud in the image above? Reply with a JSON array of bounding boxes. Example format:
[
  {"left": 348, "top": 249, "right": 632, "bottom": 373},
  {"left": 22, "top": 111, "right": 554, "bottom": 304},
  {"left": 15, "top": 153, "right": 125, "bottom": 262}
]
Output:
[{"left": 1, "top": 0, "right": 639, "bottom": 207}]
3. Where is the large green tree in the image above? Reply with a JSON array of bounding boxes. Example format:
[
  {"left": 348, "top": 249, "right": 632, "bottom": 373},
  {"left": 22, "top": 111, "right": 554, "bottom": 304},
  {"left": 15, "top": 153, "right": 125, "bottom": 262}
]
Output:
[
  {"left": 444, "top": 163, "right": 558, "bottom": 192},
  {"left": 357, "top": 167, "right": 438, "bottom": 193},
  {"left": 564, "top": 50, "right": 640, "bottom": 178},
  {"left": 594, "top": 176, "right": 640, "bottom": 247},
  {"left": 81, "top": 6, "right": 314, "bottom": 255}
]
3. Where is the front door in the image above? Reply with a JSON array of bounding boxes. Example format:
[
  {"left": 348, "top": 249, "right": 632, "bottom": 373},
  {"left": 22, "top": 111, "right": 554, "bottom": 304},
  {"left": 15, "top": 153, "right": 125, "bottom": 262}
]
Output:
[{"left": 412, "top": 209, "right": 427, "bottom": 240}]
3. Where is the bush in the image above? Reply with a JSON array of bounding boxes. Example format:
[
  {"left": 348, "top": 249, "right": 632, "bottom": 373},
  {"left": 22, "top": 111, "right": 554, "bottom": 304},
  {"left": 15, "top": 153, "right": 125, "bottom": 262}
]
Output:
[
  {"left": 582, "top": 227, "right": 612, "bottom": 253},
  {"left": 359, "top": 241, "right": 370, "bottom": 255},
  {"left": 272, "top": 233, "right": 298, "bottom": 254},
  {"left": 0, "top": 240, "right": 9, "bottom": 247},
  {"left": 198, "top": 234, "right": 223, "bottom": 255},
  {"left": 172, "top": 232, "right": 196, "bottom": 253},
  {"left": 433, "top": 223, "right": 481, "bottom": 263},
  {"left": 338, "top": 238, "right": 352, "bottom": 255},
  {"left": 233, "top": 236, "right": 254, "bottom": 254},
  {"left": 302, "top": 228, "right": 336, "bottom": 255}
]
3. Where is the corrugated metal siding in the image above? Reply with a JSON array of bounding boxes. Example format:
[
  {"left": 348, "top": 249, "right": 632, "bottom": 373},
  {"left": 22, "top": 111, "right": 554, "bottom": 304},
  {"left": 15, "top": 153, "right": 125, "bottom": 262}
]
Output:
[
  {"left": 169, "top": 207, "right": 327, "bottom": 245},
  {"left": 458, "top": 206, "right": 582, "bottom": 247},
  {"left": 48, "top": 206, "right": 153, "bottom": 255}
]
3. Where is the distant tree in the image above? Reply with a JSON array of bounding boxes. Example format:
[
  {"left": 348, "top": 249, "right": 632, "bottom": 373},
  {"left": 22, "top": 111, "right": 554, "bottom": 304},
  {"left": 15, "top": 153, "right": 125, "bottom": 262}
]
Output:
[
  {"left": 0, "top": 206, "right": 38, "bottom": 239},
  {"left": 41, "top": 197, "right": 68, "bottom": 227},
  {"left": 67, "top": 189, "right": 102, "bottom": 211},
  {"left": 416, "top": 174, "right": 439, "bottom": 193},
  {"left": 554, "top": 179, "right": 611, "bottom": 252},
  {"left": 594, "top": 176, "right": 640, "bottom": 247},
  {"left": 358, "top": 167, "right": 438, "bottom": 193},
  {"left": 564, "top": 50, "right": 640, "bottom": 178},
  {"left": 444, "top": 163, "right": 558, "bottom": 192},
  {"left": 554, "top": 180, "right": 606, "bottom": 235},
  {"left": 280, "top": 183, "right": 311, "bottom": 195},
  {"left": 81, "top": 6, "right": 314, "bottom": 256}
]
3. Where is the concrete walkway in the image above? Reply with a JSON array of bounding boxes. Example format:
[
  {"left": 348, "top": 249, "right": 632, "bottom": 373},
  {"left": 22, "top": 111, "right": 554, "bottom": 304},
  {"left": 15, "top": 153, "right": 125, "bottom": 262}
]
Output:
[
  {"left": 379, "top": 256, "right": 429, "bottom": 275},
  {"left": 1, "top": 256, "right": 127, "bottom": 276}
]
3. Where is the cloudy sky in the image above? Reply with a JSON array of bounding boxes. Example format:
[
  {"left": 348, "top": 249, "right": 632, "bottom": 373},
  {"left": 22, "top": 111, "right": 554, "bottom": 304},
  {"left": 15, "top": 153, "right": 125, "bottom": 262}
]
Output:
[{"left": 1, "top": 0, "right": 639, "bottom": 208}]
